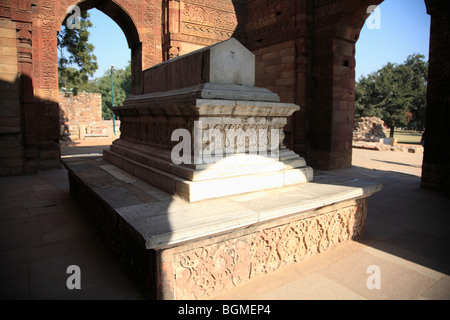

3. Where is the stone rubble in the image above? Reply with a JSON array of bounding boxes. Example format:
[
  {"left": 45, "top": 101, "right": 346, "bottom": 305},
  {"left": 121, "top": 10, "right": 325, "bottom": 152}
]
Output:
[
  {"left": 353, "top": 117, "right": 388, "bottom": 142},
  {"left": 352, "top": 117, "right": 423, "bottom": 154}
]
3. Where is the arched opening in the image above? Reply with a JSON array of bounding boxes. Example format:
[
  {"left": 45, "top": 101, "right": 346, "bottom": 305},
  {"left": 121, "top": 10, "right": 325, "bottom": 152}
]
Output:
[
  {"left": 57, "top": 0, "right": 142, "bottom": 148},
  {"left": 352, "top": 0, "right": 430, "bottom": 177},
  {"left": 332, "top": 0, "right": 431, "bottom": 176},
  {"left": 59, "top": 0, "right": 142, "bottom": 95}
]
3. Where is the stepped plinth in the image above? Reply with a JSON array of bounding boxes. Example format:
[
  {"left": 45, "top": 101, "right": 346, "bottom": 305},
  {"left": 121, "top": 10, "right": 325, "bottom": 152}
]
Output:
[{"left": 103, "top": 38, "right": 313, "bottom": 202}]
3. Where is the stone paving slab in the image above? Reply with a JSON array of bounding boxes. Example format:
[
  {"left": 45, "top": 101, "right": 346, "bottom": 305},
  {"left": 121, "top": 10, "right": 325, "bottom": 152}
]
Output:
[
  {"left": 317, "top": 249, "right": 437, "bottom": 300},
  {"left": 421, "top": 276, "right": 450, "bottom": 300},
  {"left": 0, "top": 167, "right": 145, "bottom": 300},
  {"left": 256, "top": 272, "right": 367, "bottom": 300}
]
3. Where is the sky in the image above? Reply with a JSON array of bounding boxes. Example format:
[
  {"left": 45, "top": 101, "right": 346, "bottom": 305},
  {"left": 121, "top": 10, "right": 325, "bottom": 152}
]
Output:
[
  {"left": 355, "top": 0, "right": 430, "bottom": 80},
  {"left": 87, "top": 9, "right": 130, "bottom": 79},
  {"left": 82, "top": 0, "right": 431, "bottom": 81}
]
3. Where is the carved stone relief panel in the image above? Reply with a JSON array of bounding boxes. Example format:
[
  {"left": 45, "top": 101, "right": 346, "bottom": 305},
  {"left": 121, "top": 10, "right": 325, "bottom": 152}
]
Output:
[
  {"left": 173, "top": 199, "right": 367, "bottom": 299},
  {"left": 174, "top": 239, "right": 251, "bottom": 300},
  {"left": 179, "top": 0, "right": 239, "bottom": 44}
]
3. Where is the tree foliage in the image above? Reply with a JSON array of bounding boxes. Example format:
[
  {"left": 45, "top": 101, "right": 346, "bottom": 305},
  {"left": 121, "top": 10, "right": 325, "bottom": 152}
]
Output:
[
  {"left": 96, "top": 63, "right": 132, "bottom": 120},
  {"left": 58, "top": 10, "right": 98, "bottom": 95},
  {"left": 355, "top": 54, "right": 428, "bottom": 137}
]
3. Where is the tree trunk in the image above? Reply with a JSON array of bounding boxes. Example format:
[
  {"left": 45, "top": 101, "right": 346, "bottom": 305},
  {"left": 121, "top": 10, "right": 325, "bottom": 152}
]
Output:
[{"left": 390, "top": 127, "right": 395, "bottom": 138}]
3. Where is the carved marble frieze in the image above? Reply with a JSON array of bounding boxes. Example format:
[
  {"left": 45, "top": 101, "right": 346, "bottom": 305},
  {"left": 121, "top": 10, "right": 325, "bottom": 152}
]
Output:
[
  {"left": 173, "top": 199, "right": 367, "bottom": 299},
  {"left": 118, "top": 115, "right": 286, "bottom": 153}
]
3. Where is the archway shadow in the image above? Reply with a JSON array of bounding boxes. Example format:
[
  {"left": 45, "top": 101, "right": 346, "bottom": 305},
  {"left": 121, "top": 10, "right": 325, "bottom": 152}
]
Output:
[{"left": 370, "top": 159, "right": 423, "bottom": 169}]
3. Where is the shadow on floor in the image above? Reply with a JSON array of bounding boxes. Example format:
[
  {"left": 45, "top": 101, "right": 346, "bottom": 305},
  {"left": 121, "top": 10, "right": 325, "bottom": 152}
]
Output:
[
  {"left": 319, "top": 165, "right": 450, "bottom": 276},
  {"left": 370, "top": 159, "right": 423, "bottom": 169}
]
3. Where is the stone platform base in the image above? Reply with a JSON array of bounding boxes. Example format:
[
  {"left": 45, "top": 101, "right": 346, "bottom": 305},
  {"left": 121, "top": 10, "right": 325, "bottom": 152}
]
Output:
[
  {"left": 103, "top": 139, "right": 314, "bottom": 202},
  {"left": 62, "top": 156, "right": 381, "bottom": 300}
]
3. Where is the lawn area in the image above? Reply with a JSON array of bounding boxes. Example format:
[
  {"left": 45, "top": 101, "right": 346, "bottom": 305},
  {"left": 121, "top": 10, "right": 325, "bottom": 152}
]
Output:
[{"left": 394, "top": 131, "right": 423, "bottom": 145}]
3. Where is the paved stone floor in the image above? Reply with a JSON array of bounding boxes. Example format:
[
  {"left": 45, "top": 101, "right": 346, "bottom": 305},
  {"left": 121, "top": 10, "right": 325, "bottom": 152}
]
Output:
[{"left": 1, "top": 139, "right": 449, "bottom": 300}]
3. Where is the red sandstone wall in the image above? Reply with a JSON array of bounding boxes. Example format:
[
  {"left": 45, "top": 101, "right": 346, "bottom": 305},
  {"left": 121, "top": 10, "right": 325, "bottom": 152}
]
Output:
[
  {"left": 253, "top": 40, "right": 297, "bottom": 146},
  {"left": 59, "top": 92, "right": 102, "bottom": 139},
  {"left": 162, "top": 0, "right": 244, "bottom": 59},
  {"left": 254, "top": 40, "right": 296, "bottom": 104},
  {"left": 0, "top": 19, "right": 23, "bottom": 176}
]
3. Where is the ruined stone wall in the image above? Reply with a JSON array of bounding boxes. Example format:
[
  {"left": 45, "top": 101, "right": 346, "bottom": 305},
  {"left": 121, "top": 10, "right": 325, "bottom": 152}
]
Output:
[
  {"left": 59, "top": 92, "right": 102, "bottom": 128},
  {"left": 59, "top": 92, "right": 102, "bottom": 140}
]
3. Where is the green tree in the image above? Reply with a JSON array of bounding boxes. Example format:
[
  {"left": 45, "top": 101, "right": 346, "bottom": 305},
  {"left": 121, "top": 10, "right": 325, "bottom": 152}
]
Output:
[
  {"left": 355, "top": 73, "right": 384, "bottom": 119},
  {"left": 58, "top": 10, "right": 98, "bottom": 95},
  {"left": 97, "top": 63, "right": 132, "bottom": 120},
  {"left": 404, "top": 54, "right": 428, "bottom": 130},
  {"left": 355, "top": 54, "right": 428, "bottom": 137}
]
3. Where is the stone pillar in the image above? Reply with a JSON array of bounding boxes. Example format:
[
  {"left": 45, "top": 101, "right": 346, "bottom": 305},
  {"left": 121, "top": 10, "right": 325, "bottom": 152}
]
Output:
[
  {"left": 0, "top": 20, "right": 23, "bottom": 176},
  {"left": 31, "top": 0, "right": 61, "bottom": 170},
  {"left": 309, "top": 0, "right": 381, "bottom": 170},
  {"left": 421, "top": 0, "right": 450, "bottom": 195},
  {"left": 292, "top": 0, "right": 313, "bottom": 158},
  {"left": 0, "top": 2, "right": 39, "bottom": 176},
  {"left": 162, "top": 0, "right": 241, "bottom": 59},
  {"left": 17, "top": 17, "right": 38, "bottom": 174},
  {"left": 309, "top": 15, "right": 335, "bottom": 170}
]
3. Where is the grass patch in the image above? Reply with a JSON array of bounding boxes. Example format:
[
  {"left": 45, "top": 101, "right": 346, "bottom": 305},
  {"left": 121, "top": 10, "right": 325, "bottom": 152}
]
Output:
[{"left": 394, "top": 131, "right": 423, "bottom": 145}]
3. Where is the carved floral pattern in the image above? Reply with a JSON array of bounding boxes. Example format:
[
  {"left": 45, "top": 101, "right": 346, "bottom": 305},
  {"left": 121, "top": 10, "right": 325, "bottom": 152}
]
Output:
[
  {"left": 182, "top": 3, "right": 238, "bottom": 31},
  {"left": 174, "top": 201, "right": 367, "bottom": 299},
  {"left": 180, "top": 1, "right": 238, "bottom": 42},
  {"left": 175, "top": 240, "right": 250, "bottom": 300},
  {"left": 208, "top": 124, "right": 279, "bottom": 153},
  {"left": 251, "top": 203, "right": 367, "bottom": 277}
]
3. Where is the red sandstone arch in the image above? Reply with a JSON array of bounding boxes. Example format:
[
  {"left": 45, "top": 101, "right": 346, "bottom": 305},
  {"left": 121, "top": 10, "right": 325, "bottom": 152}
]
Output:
[
  {"left": 56, "top": 0, "right": 149, "bottom": 96},
  {"left": 58, "top": 1, "right": 139, "bottom": 48},
  {"left": 32, "top": 0, "right": 161, "bottom": 107},
  {"left": 24, "top": 0, "right": 161, "bottom": 171},
  {"left": 327, "top": 0, "right": 449, "bottom": 191},
  {"left": 310, "top": 0, "right": 430, "bottom": 170}
]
